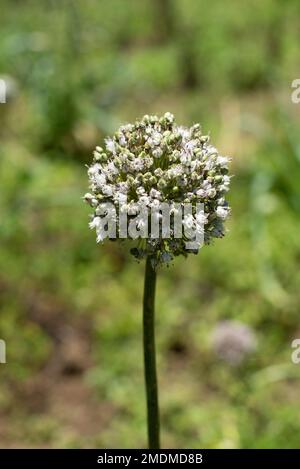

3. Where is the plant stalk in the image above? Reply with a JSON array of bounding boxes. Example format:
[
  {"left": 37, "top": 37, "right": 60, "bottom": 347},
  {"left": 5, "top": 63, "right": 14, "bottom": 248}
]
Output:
[{"left": 143, "top": 256, "right": 160, "bottom": 449}]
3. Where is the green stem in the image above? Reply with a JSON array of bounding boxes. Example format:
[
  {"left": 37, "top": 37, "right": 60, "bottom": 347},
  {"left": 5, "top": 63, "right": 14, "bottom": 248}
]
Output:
[{"left": 143, "top": 256, "right": 160, "bottom": 449}]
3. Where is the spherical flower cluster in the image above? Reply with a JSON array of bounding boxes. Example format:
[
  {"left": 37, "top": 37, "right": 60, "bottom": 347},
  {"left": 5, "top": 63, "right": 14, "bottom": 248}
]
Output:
[
  {"left": 211, "top": 321, "right": 257, "bottom": 366},
  {"left": 84, "top": 113, "right": 231, "bottom": 266}
]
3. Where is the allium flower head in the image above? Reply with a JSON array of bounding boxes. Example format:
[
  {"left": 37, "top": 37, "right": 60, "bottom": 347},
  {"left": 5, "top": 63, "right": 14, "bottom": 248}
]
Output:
[
  {"left": 85, "top": 113, "right": 231, "bottom": 266},
  {"left": 211, "top": 321, "right": 257, "bottom": 366}
]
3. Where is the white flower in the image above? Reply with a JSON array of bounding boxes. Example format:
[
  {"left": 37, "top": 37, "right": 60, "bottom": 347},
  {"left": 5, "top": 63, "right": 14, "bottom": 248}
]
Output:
[
  {"left": 180, "top": 152, "right": 192, "bottom": 165},
  {"left": 89, "top": 216, "right": 101, "bottom": 230},
  {"left": 216, "top": 206, "right": 230, "bottom": 220},
  {"left": 152, "top": 148, "right": 163, "bottom": 158},
  {"left": 149, "top": 188, "right": 161, "bottom": 199},
  {"left": 219, "top": 175, "right": 231, "bottom": 192},
  {"left": 139, "top": 195, "right": 150, "bottom": 206},
  {"left": 117, "top": 182, "right": 128, "bottom": 193},
  {"left": 105, "top": 138, "right": 116, "bottom": 154},
  {"left": 137, "top": 186, "right": 146, "bottom": 196},
  {"left": 196, "top": 180, "right": 214, "bottom": 198},
  {"left": 196, "top": 188, "right": 205, "bottom": 198},
  {"left": 207, "top": 146, "right": 218, "bottom": 156},
  {"left": 195, "top": 211, "right": 208, "bottom": 226},
  {"left": 150, "top": 198, "right": 161, "bottom": 209},
  {"left": 148, "top": 131, "right": 161, "bottom": 147},
  {"left": 102, "top": 185, "right": 113, "bottom": 196},
  {"left": 119, "top": 134, "right": 127, "bottom": 146},
  {"left": 107, "top": 162, "right": 119, "bottom": 175},
  {"left": 177, "top": 126, "right": 190, "bottom": 140},
  {"left": 167, "top": 165, "right": 183, "bottom": 179},
  {"left": 207, "top": 187, "right": 217, "bottom": 198},
  {"left": 190, "top": 160, "right": 201, "bottom": 172},
  {"left": 164, "top": 112, "right": 174, "bottom": 123},
  {"left": 185, "top": 139, "right": 198, "bottom": 154},
  {"left": 130, "top": 157, "right": 145, "bottom": 172},
  {"left": 88, "top": 163, "right": 101, "bottom": 176},
  {"left": 114, "top": 192, "right": 127, "bottom": 204},
  {"left": 205, "top": 158, "right": 217, "bottom": 171},
  {"left": 85, "top": 113, "right": 231, "bottom": 264},
  {"left": 84, "top": 193, "right": 96, "bottom": 205},
  {"left": 120, "top": 124, "right": 133, "bottom": 133},
  {"left": 216, "top": 155, "right": 229, "bottom": 167}
]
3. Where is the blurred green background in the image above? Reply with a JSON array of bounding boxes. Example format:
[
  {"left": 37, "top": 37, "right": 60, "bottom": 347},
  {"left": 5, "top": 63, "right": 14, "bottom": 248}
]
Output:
[{"left": 1, "top": 0, "right": 300, "bottom": 448}]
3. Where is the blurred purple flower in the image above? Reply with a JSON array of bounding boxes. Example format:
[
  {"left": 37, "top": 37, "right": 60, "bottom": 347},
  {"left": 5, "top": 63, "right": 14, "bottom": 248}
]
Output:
[{"left": 211, "top": 320, "right": 257, "bottom": 366}]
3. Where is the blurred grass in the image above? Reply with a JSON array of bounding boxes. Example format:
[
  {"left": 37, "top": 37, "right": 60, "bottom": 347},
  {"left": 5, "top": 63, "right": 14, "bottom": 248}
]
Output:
[{"left": 1, "top": 0, "right": 300, "bottom": 448}]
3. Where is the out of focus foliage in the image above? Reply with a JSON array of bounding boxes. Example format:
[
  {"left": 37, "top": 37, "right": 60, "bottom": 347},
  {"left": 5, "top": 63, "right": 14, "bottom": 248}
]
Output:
[{"left": 1, "top": 0, "right": 300, "bottom": 448}]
